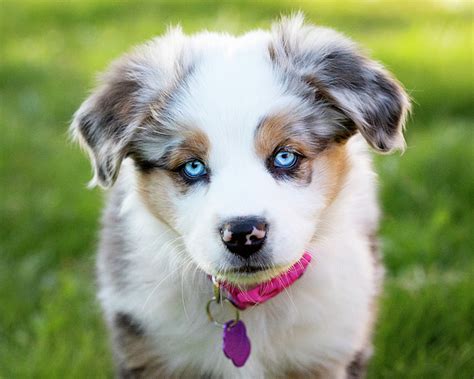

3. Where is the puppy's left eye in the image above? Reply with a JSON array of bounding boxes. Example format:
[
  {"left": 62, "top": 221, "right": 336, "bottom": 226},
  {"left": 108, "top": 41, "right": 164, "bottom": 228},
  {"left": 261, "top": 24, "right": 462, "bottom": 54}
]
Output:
[
  {"left": 273, "top": 150, "right": 298, "bottom": 169},
  {"left": 182, "top": 160, "right": 207, "bottom": 179}
]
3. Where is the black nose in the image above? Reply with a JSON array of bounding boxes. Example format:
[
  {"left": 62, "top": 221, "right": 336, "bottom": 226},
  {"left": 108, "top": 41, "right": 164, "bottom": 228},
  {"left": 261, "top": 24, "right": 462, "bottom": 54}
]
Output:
[{"left": 220, "top": 217, "right": 267, "bottom": 259}]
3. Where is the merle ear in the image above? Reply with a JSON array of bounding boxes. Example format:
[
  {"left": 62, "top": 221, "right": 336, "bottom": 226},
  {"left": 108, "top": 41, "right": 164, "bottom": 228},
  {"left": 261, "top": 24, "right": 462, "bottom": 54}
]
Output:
[
  {"left": 271, "top": 14, "right": 411, "bottom": 152},
  {"left": 71, "top": 28, "right": 187, "bottom": 188},
  {"left": 71, "top": 57, "right": 146, "bottom": 188}
]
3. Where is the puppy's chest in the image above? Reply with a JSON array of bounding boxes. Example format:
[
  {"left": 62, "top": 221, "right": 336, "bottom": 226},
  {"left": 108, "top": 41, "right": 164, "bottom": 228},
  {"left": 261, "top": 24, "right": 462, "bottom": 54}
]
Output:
[{"left": 134, "top": 277, "right": 341, "bottom": 376}]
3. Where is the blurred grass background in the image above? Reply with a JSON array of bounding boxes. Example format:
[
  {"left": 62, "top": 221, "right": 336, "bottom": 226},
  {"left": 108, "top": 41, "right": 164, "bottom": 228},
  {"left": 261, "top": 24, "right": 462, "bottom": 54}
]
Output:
[{"left": 0, "top": 0, "right": 473, "bottom": 377}]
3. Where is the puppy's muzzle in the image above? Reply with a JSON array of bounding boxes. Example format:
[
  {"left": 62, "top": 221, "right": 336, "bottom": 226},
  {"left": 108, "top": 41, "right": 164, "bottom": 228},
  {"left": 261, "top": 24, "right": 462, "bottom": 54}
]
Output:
[{"left": 220, "top": 217, "right": 267, "bottom": 259}]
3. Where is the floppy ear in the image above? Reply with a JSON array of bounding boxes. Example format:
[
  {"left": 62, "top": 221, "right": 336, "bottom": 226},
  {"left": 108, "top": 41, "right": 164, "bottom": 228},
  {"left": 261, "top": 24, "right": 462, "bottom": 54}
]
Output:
[
  {"left": 71, "top": 28, "right": 187, "bottom": 188},
  {"left": 271, "top": 14, "right": 411, "bottom": 152},
  {"left": 71, "top": 57, "right": 146, "bottom": 188}
]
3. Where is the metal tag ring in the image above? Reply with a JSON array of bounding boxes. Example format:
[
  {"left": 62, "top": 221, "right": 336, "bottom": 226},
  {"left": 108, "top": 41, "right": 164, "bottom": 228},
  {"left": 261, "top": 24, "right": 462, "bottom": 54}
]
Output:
[{"left": 206, "top": 297, "right": 240, "bottom": 327}]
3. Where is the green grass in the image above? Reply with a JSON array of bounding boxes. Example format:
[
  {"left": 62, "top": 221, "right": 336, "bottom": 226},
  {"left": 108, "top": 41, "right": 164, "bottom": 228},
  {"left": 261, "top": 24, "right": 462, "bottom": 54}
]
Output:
[{"left": 1, "top": 0, "right": 473, "bottom": 377}]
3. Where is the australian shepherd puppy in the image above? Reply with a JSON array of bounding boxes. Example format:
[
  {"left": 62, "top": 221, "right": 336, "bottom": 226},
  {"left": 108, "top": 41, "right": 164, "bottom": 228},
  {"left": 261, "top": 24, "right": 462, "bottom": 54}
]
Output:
[{"left": 71, "top": 14, "right": 410, "bottom": 379}]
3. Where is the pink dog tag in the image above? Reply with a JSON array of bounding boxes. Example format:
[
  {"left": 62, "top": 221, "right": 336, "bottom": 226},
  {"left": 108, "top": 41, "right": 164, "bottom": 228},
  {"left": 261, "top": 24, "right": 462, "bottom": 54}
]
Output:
[{"left": 222, "top": 320, "right": 251, "bottom": 367}]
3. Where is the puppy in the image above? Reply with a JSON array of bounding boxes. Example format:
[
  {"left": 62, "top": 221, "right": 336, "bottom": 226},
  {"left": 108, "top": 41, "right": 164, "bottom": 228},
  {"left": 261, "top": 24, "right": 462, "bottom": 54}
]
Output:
[{"left": 71, "top": 14, "right": 409, "bottom": 379}]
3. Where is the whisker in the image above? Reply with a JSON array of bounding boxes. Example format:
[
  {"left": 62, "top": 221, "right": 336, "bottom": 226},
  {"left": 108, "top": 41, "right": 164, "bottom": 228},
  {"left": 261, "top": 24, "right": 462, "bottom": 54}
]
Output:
[
  {"left": 141, "top": 257, "right": 189, "bottom": 312},
  {"left": 180, "top": 257, "right": 196, "bottom": 321}
]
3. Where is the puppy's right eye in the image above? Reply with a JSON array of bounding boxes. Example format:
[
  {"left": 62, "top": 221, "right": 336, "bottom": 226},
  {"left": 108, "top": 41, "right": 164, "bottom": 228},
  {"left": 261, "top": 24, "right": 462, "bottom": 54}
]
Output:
[
  {"left": 273, "top": 150, "right": 298, "bottom": 169},
  {"left": 181, "top": 160, "right": 208, "bottom": 180}
]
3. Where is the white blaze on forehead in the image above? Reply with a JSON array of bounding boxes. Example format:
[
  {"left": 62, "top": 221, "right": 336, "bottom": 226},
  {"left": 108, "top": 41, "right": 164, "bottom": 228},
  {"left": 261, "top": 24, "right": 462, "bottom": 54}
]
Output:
[
  {"left": 175, "top": 31, "right": 293, "bottom": 158},
  {"left": 245, "top": 226, "right": 266, "bottom": 245}
]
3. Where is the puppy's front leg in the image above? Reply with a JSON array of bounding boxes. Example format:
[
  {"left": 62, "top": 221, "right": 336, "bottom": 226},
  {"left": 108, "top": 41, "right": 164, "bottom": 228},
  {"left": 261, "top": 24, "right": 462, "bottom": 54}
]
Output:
[{"left": 111, "top": 313, "right": 165, "bottom": 379}]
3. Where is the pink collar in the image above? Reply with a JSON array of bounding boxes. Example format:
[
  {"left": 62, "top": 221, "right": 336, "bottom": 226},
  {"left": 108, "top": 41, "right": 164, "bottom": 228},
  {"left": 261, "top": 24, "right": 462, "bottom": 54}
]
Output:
[{"left": 217, "top": 252, "right": 312, "bottom": 310}]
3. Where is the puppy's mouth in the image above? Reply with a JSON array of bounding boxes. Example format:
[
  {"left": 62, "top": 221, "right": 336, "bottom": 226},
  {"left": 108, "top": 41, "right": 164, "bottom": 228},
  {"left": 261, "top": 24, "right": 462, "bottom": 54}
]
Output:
[
  {"left": 227, "top": 265, "right": 270, "bottom": 274},
  {"left": 214, "top": 262, "right": 297, "bottom": 286}
]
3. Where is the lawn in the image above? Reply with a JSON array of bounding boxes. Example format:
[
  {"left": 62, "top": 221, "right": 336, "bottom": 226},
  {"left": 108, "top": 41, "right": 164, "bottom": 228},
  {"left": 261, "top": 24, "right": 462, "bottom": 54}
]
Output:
[{"left": 0, "top": 0, "right": 473, "bottom": 377}]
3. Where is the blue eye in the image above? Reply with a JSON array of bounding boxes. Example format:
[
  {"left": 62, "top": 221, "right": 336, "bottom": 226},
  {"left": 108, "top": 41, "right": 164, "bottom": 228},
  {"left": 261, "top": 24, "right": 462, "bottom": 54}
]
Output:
[
  {"left": 274, "top": 150, "right": 298, "bottom": 169},
  {"left": 182, "top": 160, "right": 207, "bottom": 178}
]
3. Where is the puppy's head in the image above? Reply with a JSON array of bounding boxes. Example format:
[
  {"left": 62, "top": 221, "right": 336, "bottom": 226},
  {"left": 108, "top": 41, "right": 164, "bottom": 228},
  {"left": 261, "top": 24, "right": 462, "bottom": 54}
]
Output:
[{"left": 72, "top": 15, "right": 409, "bottom": 284}]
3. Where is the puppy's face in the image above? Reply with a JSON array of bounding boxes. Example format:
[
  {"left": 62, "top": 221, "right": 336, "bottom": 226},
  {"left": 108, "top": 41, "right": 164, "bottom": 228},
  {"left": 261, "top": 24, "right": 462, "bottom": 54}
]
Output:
[
  {"left": 134, "top": 76, "right": 346, "bottom": 284},
  {"left": 72, "top": 16, "right": 409, "bottom": 284}
]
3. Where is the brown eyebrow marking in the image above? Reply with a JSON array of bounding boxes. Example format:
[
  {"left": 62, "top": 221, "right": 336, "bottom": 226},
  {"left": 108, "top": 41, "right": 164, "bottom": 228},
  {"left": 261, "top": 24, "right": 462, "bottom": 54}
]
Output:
[
  {"left": 165, "top": 128, "right": 210, "bottom": 170},
  {"left": 131, "top": 126, "right": 210, "bottom": 172},
  {"left": 255, "top": 110, "right": 350, "bottom": 189},
  {"left": 255, "top": 111, "right": 317, "bottom": 161},
  {"left": 254, "top": 111, "right": 319, "bottom": 185}
]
